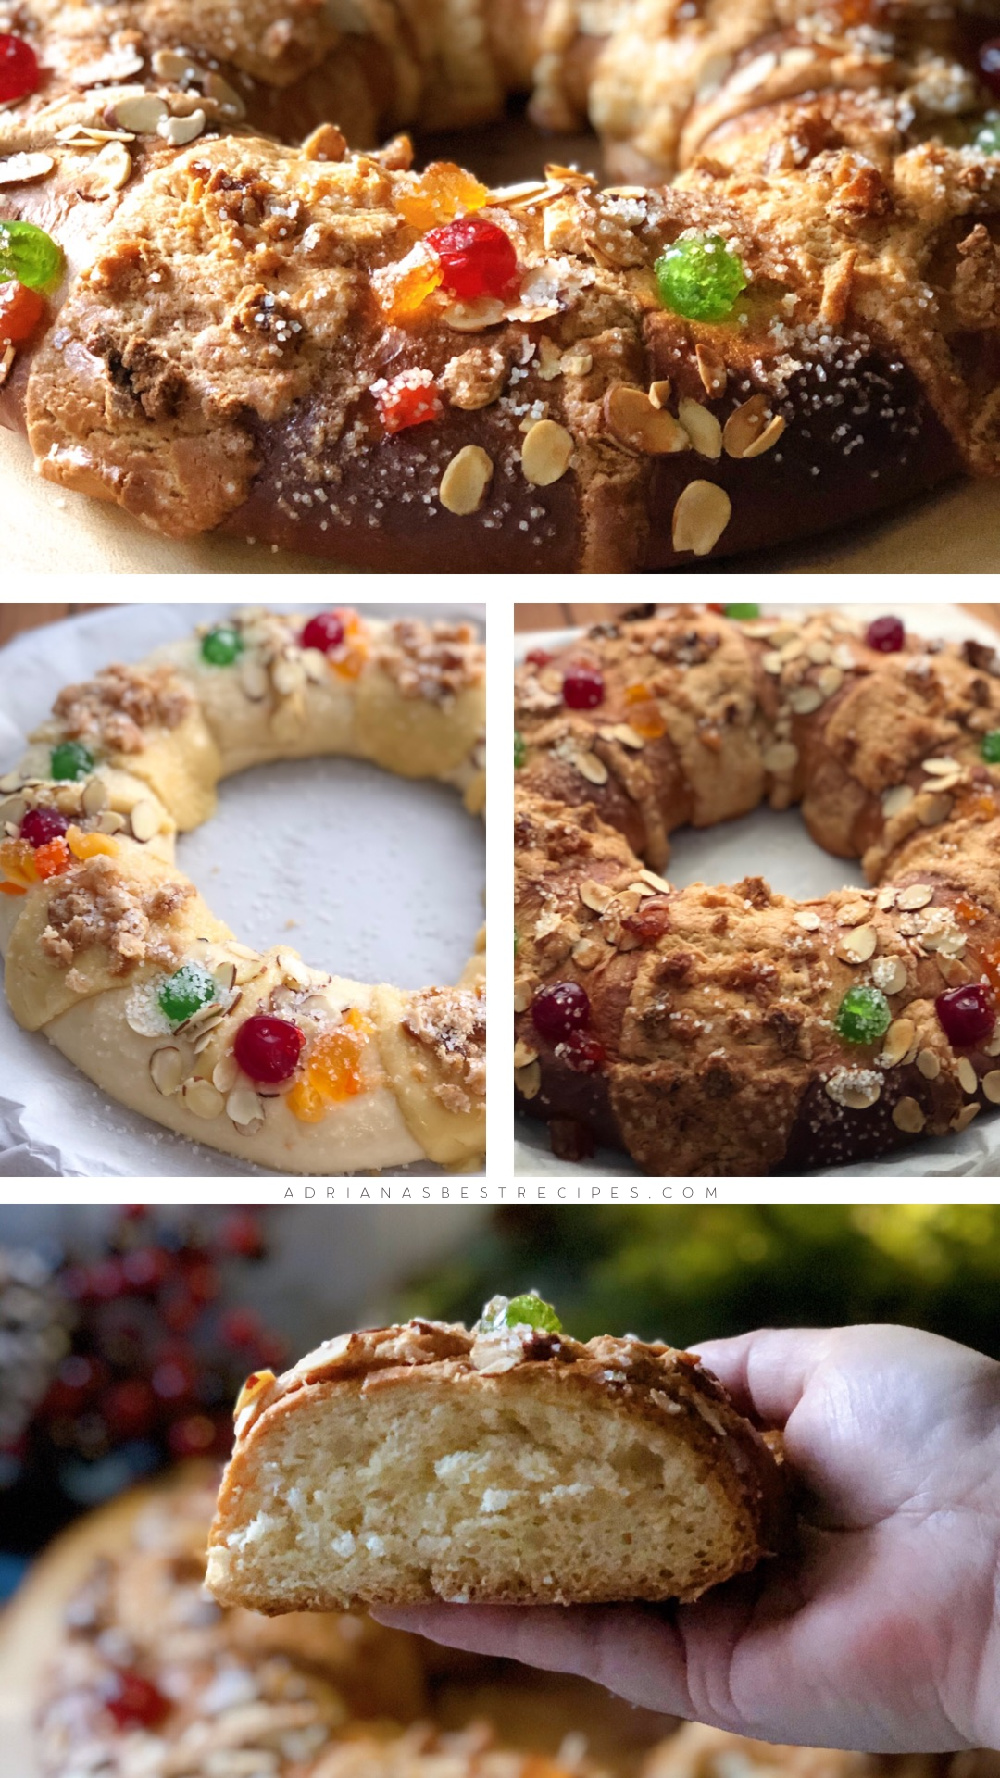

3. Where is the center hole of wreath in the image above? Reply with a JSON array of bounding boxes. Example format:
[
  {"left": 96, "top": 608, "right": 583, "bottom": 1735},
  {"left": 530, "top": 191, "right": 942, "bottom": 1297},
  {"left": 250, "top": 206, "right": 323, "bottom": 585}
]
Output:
[
  {"left": 664, "top": 803, "right": 868, "bottom": 899},
  {"left": 177, "top": 755, "right": 481, "bottom": 991}
]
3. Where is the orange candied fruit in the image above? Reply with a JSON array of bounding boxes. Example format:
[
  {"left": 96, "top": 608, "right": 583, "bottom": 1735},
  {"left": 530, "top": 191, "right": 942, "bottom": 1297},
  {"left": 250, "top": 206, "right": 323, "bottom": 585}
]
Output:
[
  {"left": 330, "top": 610, "right": 369, "bottom": 681},
  {"left": 371, "top": 243, "right": 443, "bottom": 323},
  {"left": 395, "top": 161, "right": 489, "bottom": 230},
  {"left": 624, "top": 681, "right": 668, "bottom": 740},
  {"left": 287, "top": 1009, "right": 373, "bottom": 1123},
  {"left": 32, "top": 834, "right": 72, "bottom": 880},
  {"left": 956, "top": 789, "right": 999, "bottom": 822},
  {"left": 0, "top": 836, "right": 38, "bottom": 889},
  {"left": 955, "top": 894, "right": 986, "bottom": 925}
]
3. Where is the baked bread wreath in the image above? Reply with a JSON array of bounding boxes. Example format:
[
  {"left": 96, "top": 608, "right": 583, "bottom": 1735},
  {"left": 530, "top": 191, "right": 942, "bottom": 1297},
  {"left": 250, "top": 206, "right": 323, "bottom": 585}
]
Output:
[
  {"left": 0, "top": 606, "right": 485, "bottom": 1175},
  {"left": 2, "top": 3, "right": 1000, "bottom": 570},
  {"left": 514, "top": 606, "right": 1000, "bottom": 1175},
  {"left": 205, "top": 1298, "right": 787, "bottom": 1611}
]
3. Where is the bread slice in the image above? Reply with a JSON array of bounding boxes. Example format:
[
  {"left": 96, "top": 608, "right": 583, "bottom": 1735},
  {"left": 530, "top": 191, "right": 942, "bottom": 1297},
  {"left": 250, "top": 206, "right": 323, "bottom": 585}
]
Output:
[{"left": 206, "top": 1314, "right": 786, "bottom": 1611}]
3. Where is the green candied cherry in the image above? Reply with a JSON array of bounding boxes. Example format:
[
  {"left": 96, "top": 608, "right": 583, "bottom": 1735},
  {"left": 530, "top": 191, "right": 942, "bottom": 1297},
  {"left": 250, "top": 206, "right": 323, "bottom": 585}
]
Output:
[
  {"left": 835, "top": 984, "right": 892, "bottom": 1045},
  {"left": 725, "top": 603, "right": 760, "bottom": 619},
  {"left": 0, "top": 219, "right": 63, "bottom": 292},
  {"left": 973, "top": 114, "right": 1000, "bottom": 155},
  {"left": 655, "top": 232, "right": 747, "bottom": 323},
  {"left": 201, "top": 624, "right": 245, "bottom": 667},
  {"left": 157, "top": 962, "right": 219, "bottom": 1027},
  {"left": 50, "top": 740, "right": 95, "bottom": 782},
  {"left": 479, "top": 1292, "right": 563, "bottom": 1334},
  {"left": 981, "top": 730, "right": 1000, "bottom": 763},
  {"left": 514, "top": 730, "right": 525, "bottom": 770}
]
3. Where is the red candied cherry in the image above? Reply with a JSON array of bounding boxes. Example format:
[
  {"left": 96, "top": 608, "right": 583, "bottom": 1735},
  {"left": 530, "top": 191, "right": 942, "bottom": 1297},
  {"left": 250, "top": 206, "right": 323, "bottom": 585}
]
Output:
[
  {"left": 866, "top": 614, "right": 906, "bottom": 653},
  {"left": 562, "top": 663, "right": 605, "bottom": 709},
  {"left": 301, "top": 610, "right": 346, "bottom": 654},
  {"left": 19, "top": 806, "right": 68, "bottom": 848},
  {"left": 425, "top": 216, "right": 519, "bottom": 300},
  {"left": 525, "top": 647, "right": 552, "bottom": 668},
  {"left": 560, "top": 1031, "right": 607, "bottom": 1073},
  {"left": 0, "top": 33, "right": 40, "bottom": 104},
  {"left": 980, "top": 37, "right": 1000, "bottom": 97},
  {"left": 935, "top": 982, "right": 995, "bottom": 1049},
  {"left": 234, "top": 1014, "right": 305, "bottom": 1083},
  {"left": 531, "top": 980, "right": 591, "bottom": 1043},
  {"left": 0, "top": 279, "right": 45, "bottom": 345},
  {"left": 103, "top": 1668, "right": 170, "bottom": 1731}
]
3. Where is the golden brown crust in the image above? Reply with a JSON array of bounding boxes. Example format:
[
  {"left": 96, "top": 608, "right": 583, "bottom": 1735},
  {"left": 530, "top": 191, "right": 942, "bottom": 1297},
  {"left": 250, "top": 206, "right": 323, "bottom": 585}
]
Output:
[
  {"left": 1, "top": 1, "right": 999, "bottom": 568},
  {"left": 515, "top": 608, "right": 1000, "bottom": 1173}
]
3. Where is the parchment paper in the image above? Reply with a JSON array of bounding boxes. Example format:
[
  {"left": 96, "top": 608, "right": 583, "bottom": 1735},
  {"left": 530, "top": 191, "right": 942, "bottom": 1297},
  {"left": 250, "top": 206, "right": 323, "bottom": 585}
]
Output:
[
  {"left": 0, "top": 602, "right": 485, "bottom": 1177},
  {"left": 515, "top": 603, "right": 1000, "bottom": 1179}
]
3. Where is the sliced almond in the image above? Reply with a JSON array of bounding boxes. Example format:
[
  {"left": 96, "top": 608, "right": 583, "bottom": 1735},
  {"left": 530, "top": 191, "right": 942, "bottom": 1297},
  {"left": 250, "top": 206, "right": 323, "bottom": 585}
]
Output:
[
  {"left": 873, "top": 956, "right": 908, "bottom": 995},
  {"left": 838, "top": 924, "right": 877, "bottom": 963},
  {"left": 742, "top": 413, "right": 786, "bottom": 457},
  {"left": 648, "top": 379, "right": 671, "bottom": 408},
  {"left": 98, "top": 810, "right": 126, "bottom": 833},
  {"left": 81, "top": 777, "right": 109, "bottom": 816},
  {"left": 200, "top": 71, "right": 245, "bottom": 116},
  {"left": 0, "top": 153, "right": 55, "bottom": 186},
  {"left": 574, "top": 751, "right": 608, "bottom": 786},
  {"left": 152, "top": 48, "right": 201, "bottom": 79},
  {"left": 580, "top": 879, "right": 613, "bottom": 913},
  {"left": 832, "top": 644, "right": 856, "bottom": 671},
  {"left": 877, "top": 887, "right": 898, "bottom": 910},
  {"left": 763, "top": 741, "right": 799, "bottom": 774},
  {"left": 516, "top": 1060, "right": 542, "bottom": 1099},
  {"left": 111, "top": 94, "right": 168, "bottom": 132},
  {"left": 561, "top": 351, "right": 593, "bottom": 376},
  {"left": 521, "top": 418, "right": 574, "bottom": 486},
  {"left": 827, "top": 1072, "right": 882, "bottom": 1110},
  {"left": 919, "top": 792, "right": 952, "bottom": 827},
  {"left": 440, "top": 445, "right": 493, "bottom": 515},
  {"left": 149, "top": 1046, "right": 185, "bottom": 1097},
  {"left": 671, "top": 480, "right": 731, "bottom": 556},
  {"left": 922, "top": 756, "right": 959, "bottom": 775},
  {"left": 608, "top": 723, "right": 645, "bottom": 749},
  {"left": 129, "top": 799, "right": 160, "bottom": 843},
  {"left": 816, "top": 666, "right": 844, "bottom": 699},
  {"left": 695, "top": 343, "right": 726, "bottom": 398},
  {"left": 723, "top": 393, "right": 770, "bottom": 458},
  {"left": 881, "top": 1019, "right": 915, "bottom": 1068},
  {"left": 214, "top": 962, "right": 238, "bottom": 994},
  {"left": 87, "top": 141, "right": 133, "bottom": 194},
  {"left": 917, "top": 1049, "right": 941, "bottom": 1080},
  {"left": 806, "top": 640, "right": 831, "bottom": 665},
  {"left": 638, "top": 869, "right": 671, "bottom": 892},
  {"left": 762, "top": 651, "right": 783, "bottom": 675},
  {"left": 957, "top": 1057, "right": 979, "bottom": 1095},
  {"left": 794, "top": 909, "right": 822, "bottom": 931},
  {"left": 241, "top": 658, "right": 270, "bottom": 702},
  {"left": 982, "top": 1070, "right": 1000, "bottom": 1103},
  {"left": 677, "top": 397, "right": 722, "bottom": 459},
  {"left": 892, "top": 1096, "right": 926, "bottom": 1134},
  {"left": 789, "top": 685, "right": 823, "bottom": 715},
  {"left": 837, "top": 900, "right": 873, "bottom": 927},
  {"left": 882, "top": 784, "right": 915, "bottom": 819},
  {"left": 513, "top": 1039, "right": 539, "bottom": 1068},
  {"left": 896, "top": 884, "right": 934, "bottom": 911},
  {"left": 72, "top": 51, "right": 145, "bottom": 87},
  {"left": 513, "top": 978, "right": 533, "bottom": 1013},
  {"left": 952, "top": 1103, "right": 981, "bottom": 1134},
  {"left": 158, "top": 109, "right": 206, "bottom": 146},
  {"left": 605, "top": 384, "right": 688, "bottom": 454},
  {"left": 182, "top": 1078, "right": 225, "bottom": 1120},
  {"left": 441, "top": 296, "right": 505, "bottom": 332},
  {"left": 227, "top": 1082, "right": 265, "bottom": 1129}
]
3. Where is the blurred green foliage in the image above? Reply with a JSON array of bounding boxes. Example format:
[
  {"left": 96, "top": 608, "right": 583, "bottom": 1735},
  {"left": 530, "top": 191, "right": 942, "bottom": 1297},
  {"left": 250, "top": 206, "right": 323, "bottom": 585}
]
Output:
[{"left": 398, "top": 1206, "right": 1000, "bottom": 1357}]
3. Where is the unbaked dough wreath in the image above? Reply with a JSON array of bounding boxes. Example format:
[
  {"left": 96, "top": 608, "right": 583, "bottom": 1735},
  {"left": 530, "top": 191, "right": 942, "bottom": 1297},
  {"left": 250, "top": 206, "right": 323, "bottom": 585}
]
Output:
[
  {"left": 2, "top": 2, "right": 1000, "bottom": 569},
  {"left": 514, "top": 606, "right": 1000, "bottom": 1175},
  {"left": 0, "top": 606, "right": 485, "bottom": 1174}
]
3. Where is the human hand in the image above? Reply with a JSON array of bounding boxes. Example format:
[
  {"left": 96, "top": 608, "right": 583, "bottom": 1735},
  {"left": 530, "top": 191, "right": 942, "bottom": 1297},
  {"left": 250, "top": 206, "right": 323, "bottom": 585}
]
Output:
[{"left": 373, "top": 1326, "right": 1000, "bottom": 1754}]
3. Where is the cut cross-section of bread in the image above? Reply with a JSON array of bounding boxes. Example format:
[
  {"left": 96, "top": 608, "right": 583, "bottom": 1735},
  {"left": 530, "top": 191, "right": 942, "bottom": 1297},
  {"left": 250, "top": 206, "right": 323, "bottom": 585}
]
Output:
[{"left": 206, "top": 1308, "right": 787, "bottom": 1611}]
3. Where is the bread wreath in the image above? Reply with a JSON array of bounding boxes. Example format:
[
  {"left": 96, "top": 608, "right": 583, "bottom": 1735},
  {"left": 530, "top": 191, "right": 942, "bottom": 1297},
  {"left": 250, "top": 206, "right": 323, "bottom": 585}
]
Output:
[
  {"left": 206, "top": 1314, "right": 787, "bottom": 1610},
  {"left": 0, "top": 607, "right": 485, "bottom": 1174},
  {"left": 514, "top": 607, "right": 1000, "bottom": 1175},
  {"left": 1, "top": 3, "right": 999, "bottom": 570}
]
